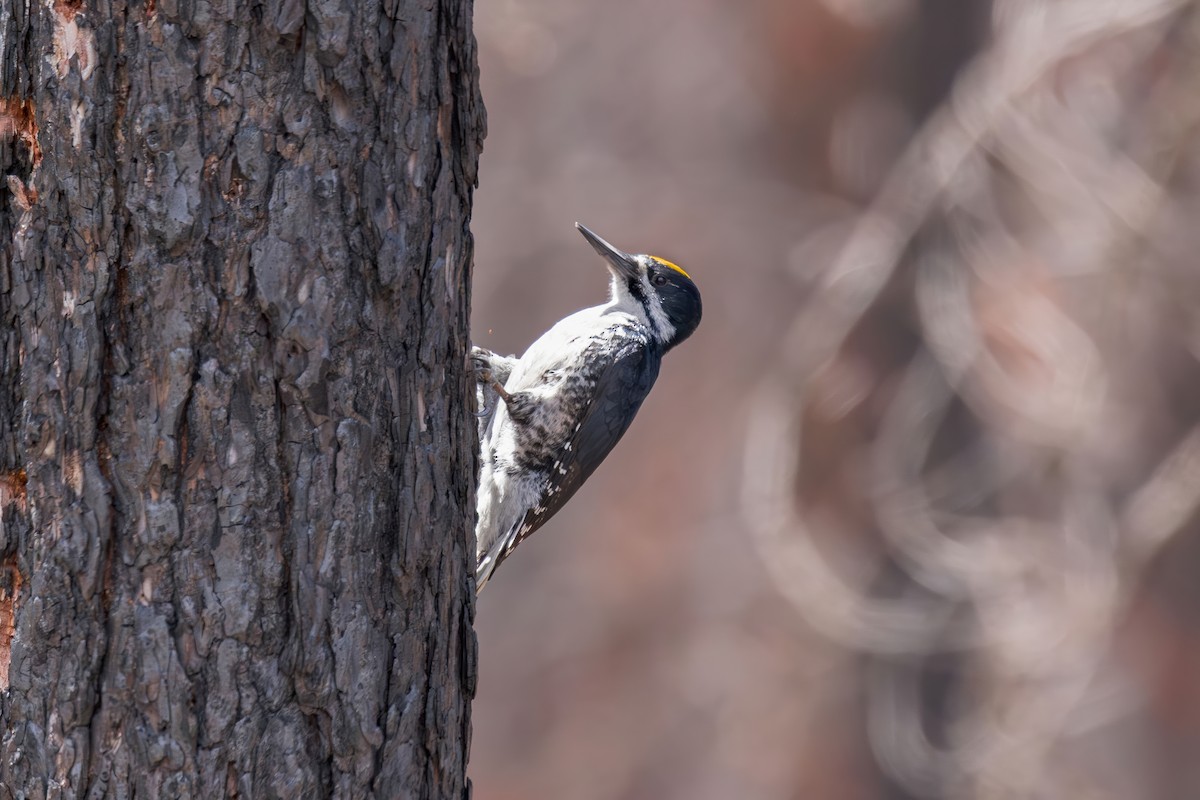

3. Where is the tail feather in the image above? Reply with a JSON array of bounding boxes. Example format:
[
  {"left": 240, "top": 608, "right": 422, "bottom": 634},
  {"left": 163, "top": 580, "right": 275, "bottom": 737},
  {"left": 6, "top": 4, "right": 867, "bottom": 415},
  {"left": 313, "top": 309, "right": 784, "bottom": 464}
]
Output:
[{"left": 474, "top": 512, "right": 527, "bottom": 594}]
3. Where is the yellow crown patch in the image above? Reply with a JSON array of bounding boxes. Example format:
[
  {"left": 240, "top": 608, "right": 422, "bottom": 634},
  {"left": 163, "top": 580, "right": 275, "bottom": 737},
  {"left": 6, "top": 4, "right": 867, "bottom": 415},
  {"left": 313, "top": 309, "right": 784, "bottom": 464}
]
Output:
[{"left": 649, "top": 256, "right": 691, "bottom": 280}]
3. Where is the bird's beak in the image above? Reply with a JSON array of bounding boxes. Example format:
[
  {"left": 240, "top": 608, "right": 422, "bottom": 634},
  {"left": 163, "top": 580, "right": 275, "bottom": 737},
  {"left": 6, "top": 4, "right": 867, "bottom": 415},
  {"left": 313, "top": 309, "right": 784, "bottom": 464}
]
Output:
[{"left": 576, "top": 223, "right": 639, "bottom": 280}]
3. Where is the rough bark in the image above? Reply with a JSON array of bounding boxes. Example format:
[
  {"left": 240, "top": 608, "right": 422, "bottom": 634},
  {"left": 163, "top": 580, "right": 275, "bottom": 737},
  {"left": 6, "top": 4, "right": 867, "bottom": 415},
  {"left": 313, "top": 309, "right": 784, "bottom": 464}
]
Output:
[{"left": 0, "top": 0, "right": 484, "bottom": 796}]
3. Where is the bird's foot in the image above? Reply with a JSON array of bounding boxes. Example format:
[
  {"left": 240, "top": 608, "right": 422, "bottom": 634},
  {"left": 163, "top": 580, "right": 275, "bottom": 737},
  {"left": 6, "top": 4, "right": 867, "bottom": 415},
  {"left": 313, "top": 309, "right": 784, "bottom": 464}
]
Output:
[
  {"left": 470, "top": 346, "right": 533, "bottom": 422},
  {"left": 471, "top": 349, "right": 497, "bottom": 418},
  {"left": 471, "top": 346, "right": 517, "bottom": 385},
  {"left": 474, "top": 367, "right": 511, "bottom": 405},
  {"left": 471, "top": 349, "right": 516, "bottom": 419},
  {"left": 475, "top": 390, "right": 496, "bottom": 418}
]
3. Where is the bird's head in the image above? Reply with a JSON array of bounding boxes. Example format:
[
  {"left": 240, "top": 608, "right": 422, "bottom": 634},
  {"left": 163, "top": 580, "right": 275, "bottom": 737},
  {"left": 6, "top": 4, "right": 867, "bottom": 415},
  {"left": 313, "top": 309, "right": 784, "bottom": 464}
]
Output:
[{"left": 576, "top": 222, "right": 702, "bottom": 352}]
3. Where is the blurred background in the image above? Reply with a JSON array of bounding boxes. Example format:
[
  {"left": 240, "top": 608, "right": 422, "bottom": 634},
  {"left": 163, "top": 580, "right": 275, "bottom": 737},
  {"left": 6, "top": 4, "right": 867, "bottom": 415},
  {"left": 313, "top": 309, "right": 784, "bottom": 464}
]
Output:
[{"left": 468, "top": 0, "right": 1200, "bottom": 798}]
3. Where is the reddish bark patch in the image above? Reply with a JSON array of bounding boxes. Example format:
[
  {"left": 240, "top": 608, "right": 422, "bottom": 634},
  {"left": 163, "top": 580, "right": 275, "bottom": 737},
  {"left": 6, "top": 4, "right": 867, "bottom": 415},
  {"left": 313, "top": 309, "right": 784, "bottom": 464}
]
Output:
[
  {"left": 0, "top": 471, "right": 26, "bottom": 690},
  {"left": 6, "top": 176, "right": 38, "bottom": 210},
  {"left": 53, "top": 0, "right": 84, "bottom": 23},
  {"left": 0, "top": 97, "right": 41, "bottom": 169},
  {"left": 0, "top": 469, "right": 26, "bottom": 503},
  {"left": 0, "top": 555, "right": 20, "bottom": 692}
]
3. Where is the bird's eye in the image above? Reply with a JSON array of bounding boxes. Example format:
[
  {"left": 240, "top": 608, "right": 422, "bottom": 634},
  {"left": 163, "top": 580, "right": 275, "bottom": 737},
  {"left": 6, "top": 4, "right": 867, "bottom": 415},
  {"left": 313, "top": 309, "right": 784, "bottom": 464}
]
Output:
[{"left": 651, "top": 273, "right": 668, "bottom": 287}]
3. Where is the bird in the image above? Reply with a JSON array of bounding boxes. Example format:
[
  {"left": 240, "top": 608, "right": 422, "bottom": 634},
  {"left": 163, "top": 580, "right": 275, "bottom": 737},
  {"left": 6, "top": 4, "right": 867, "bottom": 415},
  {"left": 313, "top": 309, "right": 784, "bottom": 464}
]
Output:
[{"left": 472, "top": 223, "right": 702, "bottom": 593}]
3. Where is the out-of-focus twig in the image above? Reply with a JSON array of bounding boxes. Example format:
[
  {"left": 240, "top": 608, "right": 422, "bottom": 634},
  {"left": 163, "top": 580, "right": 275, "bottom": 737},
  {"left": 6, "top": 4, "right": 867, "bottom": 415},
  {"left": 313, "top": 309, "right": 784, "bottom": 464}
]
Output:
[
  {"left": 781, "top": 0, "right": 1190, "bottom": 382},
  {"left": 743, "top": 0, "right": 1200, "bottom": 797}
]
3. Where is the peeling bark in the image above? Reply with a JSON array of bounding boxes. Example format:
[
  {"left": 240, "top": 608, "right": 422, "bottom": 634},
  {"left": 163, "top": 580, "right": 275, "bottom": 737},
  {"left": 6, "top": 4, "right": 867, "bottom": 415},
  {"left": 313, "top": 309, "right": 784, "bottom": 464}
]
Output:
[{"left": 0, "top": 0, "right": 484, "bottom": 796}]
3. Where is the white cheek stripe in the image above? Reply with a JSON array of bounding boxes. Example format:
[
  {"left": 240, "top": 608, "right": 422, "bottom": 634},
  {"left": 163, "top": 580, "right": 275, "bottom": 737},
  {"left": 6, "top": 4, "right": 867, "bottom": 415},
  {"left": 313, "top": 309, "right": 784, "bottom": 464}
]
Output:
[
  {"left": 608, "top": 273, "right": 676, "bottom": 344},
  {"left": 643, "top": 277, "right": 676, "bottom": 342}
]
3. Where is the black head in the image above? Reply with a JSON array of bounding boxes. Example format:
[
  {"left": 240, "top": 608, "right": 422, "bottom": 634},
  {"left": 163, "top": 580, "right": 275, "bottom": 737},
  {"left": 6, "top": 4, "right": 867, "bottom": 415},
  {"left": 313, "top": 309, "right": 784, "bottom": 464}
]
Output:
[{"left": 576, "top": 223, "right": 702, "bottom": 352}]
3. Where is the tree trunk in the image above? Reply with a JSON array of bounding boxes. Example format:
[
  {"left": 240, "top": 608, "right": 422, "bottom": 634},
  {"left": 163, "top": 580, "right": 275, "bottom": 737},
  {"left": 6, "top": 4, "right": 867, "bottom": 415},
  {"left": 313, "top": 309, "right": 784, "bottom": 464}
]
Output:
[{"left": 0, "top": 0, "right": 484, "bottom": 796}]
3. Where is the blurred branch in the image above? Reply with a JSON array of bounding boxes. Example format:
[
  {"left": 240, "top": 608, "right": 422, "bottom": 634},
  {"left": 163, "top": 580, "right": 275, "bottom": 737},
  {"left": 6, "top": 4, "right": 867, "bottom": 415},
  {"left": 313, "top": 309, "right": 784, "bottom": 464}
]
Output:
[
  {"left": 743, "top": 378, "right": 973, "bottom": 655},
  {"left": 743, "top": 0, "right": 1200, "bottom": 797},
  {"left": 781, "top": 0, "right": 1190, "bottom": 381},
  {"left": 1122, "top": 423, "right": 1200, "bottom": 569}
]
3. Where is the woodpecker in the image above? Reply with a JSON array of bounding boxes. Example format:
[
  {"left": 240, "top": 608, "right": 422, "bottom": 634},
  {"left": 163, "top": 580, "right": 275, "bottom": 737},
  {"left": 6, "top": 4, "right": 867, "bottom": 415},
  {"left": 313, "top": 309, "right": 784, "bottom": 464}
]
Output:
[{"left": 472, "top": 223, "right": 702, "bottom": 592}]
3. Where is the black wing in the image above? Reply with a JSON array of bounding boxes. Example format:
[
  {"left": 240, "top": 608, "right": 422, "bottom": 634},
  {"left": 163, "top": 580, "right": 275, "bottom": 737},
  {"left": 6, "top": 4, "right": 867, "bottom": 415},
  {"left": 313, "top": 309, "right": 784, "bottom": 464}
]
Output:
[{"left": 496, "top": 341, "right": 662, "bottom": 566}]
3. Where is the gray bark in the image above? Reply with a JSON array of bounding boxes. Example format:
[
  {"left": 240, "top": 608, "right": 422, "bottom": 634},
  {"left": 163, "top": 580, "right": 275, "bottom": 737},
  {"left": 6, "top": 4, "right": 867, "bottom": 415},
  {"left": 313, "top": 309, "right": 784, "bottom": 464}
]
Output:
[{"left": 0, "top": 0, "right": 484, "bottom": 797}]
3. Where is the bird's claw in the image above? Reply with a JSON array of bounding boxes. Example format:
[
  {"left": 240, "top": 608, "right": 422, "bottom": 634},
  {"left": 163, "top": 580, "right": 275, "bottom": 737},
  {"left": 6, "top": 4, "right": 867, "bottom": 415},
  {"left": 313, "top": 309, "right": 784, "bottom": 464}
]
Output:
[
  {"left": 470, "top": 345, "right": 526, "bottom": 421},
  {"left": 471, "top": 348, "right": 497, "bottom": 382},
  {"left": 472, "top": 347, "right": 515, "bottom": 407}
]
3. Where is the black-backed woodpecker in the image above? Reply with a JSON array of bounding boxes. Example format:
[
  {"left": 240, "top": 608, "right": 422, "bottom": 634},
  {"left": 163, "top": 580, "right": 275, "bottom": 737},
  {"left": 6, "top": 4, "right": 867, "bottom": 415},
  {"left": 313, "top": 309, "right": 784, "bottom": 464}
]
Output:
[{"left": 472, "top": 223, "right": 702, "bottom": 592}]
